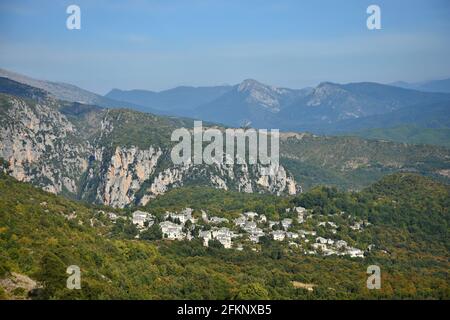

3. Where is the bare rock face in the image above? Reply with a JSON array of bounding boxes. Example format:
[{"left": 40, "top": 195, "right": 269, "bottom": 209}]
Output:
[
  {"left": 0, "top": 95, "right": 300, "bottom": 208},
  {"left": 0, "top": 272, "right": 40, "bottom": 300},
  {"left": 0, "top": 98, "right": 89, "bottom": 194},
  {"left": 96, "top": 146, "right": 162, "bottom": 207},
  {"left": 256, "top": 164, "right": 299, "bottom": 195}
]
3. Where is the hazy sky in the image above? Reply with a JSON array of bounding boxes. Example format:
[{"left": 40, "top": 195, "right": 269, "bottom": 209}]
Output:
[{"left": 1, "top": 0, "right": 450, "bottom": 94}]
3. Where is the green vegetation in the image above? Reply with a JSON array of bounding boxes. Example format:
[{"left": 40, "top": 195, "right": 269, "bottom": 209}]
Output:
[
  {"left": 280, "top": 134, "right": 450, "bottom": 190},
  {"left": 0, "top": 172, "right": 448, "bottom": 299},
  {"left": 344, "top": 125, "right": 450, "bottom": 148},
  {"left": 95, "top": 109, "right": 194, "bottom": 149},
  {"left": 145, "top": 187, "right": 292, "bottom": 221}
]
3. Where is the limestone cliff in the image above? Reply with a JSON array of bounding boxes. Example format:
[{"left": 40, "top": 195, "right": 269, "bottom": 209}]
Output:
[{"left": 0, "top": 94, "right": 300, "bottom": 207}]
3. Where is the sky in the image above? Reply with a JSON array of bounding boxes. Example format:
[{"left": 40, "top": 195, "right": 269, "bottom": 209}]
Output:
[{"left": 0, "top": 0, "right": 450, "bottom": 94}]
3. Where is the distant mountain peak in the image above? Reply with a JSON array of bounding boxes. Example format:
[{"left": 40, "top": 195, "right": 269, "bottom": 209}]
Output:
[
  {"left": 236, "top": 79, "right": 286, "bottom": 111},
  {"left": 317, "top": 81, "right": 339, "bottom": 88},
  {"left": 390, "top": 77, "right": 450, "bottom": 94},
  {"left": 237, "top": 79, "right": 266, "bottom": 92},
  {"left": 307, "top": 82, "right": 347, "bottom": 107}
]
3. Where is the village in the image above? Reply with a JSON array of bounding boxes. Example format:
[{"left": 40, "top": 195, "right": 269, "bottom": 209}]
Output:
[{"left": 105, "top": 206, "right": 370, "bottom": 258}]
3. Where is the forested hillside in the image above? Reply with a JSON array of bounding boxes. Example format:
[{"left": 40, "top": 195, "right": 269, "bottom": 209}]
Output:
[{"left": 0, "top": 173, "right": 448, "bottom": 299}]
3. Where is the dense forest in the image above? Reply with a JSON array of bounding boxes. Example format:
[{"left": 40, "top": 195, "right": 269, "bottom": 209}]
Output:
[{"left": 0, "top": 172, "right": 448, "bottom": 299}]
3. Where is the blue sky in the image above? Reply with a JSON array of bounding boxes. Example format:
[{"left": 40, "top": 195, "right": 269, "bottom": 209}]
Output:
[{"left": 1, "top": 0, "right": 449, "bottom": 94}]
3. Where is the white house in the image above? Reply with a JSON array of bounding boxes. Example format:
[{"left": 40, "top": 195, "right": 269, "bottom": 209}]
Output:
[
  {"left": 199, "top": 230, "right": 212, "bottom": 246},
  {"left": 286, "top": 232, "right": 299, "bottom": 239},
  {"left": 107, "top": 212, "right": 118, "bottom": 221},
  {"left": 212, "top": 227, "right": 232, "bottom": 238},
  {"left": 335, "top": 240, "right": 348, "bottom": 248},
  {"left": 166, "top": 209, "right": 196, "bottom": 225},
  {"left": 243, "top": 212, "right": 259, "bottom": 220},
  {"left": 249, "top": 234, "right": 262, "bottom": 243},
  {"left": 214, "top": 232, "right": 232, "bottom": 249},
  {"left": 258, "top": 214, "right": 267, "bottom": 223},
  {"left": 316, "top": 237, "right": 328, "bottom": 244},
  {"left": 243, "top": 221, "right": 257, "bottom": 232},
  {"left": 234, "top": 216, "right": 247, "bottom": 227},
  {"left": 350, "top": 221, "right": 362, "bottom": 231},
  {"left": 281, "top": 218, "right": 293, "bottom": 230},
  {"left": 252, "top": 228, "right": 265, "bottom": 236},
  {"left": 210, "top": 216, "right": 229, "bottom": 224},
  {"left": 160, "top": 221, "right": 184, "bottom": 240},
  {"left": 346, "top": 247, "right": 364, "bottom": 258},
  {"left": 272, "top": 230, "right": 285, "bottom": 241},
  {"left": 132, "top": 210, "right": 153, "bottom": 227},
  {"left": 294, "top": 206, "right": 307, "bottom": 214},
  {"left": 327, "top": 222, "right": 338, "bottom": 229},
  {"left": 201, "top": 210, "right": 209, "bottom": 223}
]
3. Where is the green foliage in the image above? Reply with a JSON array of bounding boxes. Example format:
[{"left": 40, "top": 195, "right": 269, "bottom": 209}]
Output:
[
  {"left": 346, "top": 125, "right": 450, "bottom": 148},
  {"left": 145, "top": 186, "right": 291, "bottom": 221},
  {"left": 111, "top": 218, "right": 139, "bottom": 239},
  {"left": 140, "top": 224, "right": 162, "bottom": 241},
  {"left": 236, "top": 283, "right": 270, "bottom": 300},
  {"left": 35, "top": 253, "right": 67, "bottom": 299},
  {"left": 280, "top": 134, "right": 450, "bottom": 191},
  {"left": 0, "top": 173, "right": 448, "bottom": 300}
]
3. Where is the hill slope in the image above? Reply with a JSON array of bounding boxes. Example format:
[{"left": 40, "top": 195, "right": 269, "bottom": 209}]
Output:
[
  {"left": 344, "top": 125, "right": 450, "bottom": 148},
  {"left": 392, "top": 78, "right": 450, "bottom": 93},
  {"left": 0, "top": 79, "right": 299, "bottom": 208},
  {"left": 0, "top": 68, "right": 154, "bottom": 112},
  {"left": 0, "top": 173, "right": 448, "bottom": 299},
  {"left": 106, "top": 85, "right": 232, "bottom": 115}
]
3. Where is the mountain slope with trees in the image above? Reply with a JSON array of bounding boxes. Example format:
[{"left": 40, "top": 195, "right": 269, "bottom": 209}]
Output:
[{"left": 0, "top": 172, "right": 448, "bottom": 299}]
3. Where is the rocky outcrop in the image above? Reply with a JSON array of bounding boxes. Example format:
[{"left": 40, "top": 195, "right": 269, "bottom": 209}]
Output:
[
  {"left": 0, "top": 95, "right": 300, "bottom": 208},
  {"left": 96, "top": 146, "right": 162, "bottom": 207},
  {"left": 0, "top": 98, "right": 89, "bottom": 194}
]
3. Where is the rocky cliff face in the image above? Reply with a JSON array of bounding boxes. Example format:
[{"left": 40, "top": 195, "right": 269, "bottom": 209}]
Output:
[
  {"left": 95, "top": 146, "right": 162, "bottom": 207},
  {"left": 0, "top": 97, "right": 90, "bottom": 194},
  {"left": 0, "top": 93, "right": 300, "bottom": 208}
]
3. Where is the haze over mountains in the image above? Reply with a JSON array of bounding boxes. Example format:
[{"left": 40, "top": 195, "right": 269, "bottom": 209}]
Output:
[
  {"left": 1, "top": 69, "right": 450, "bottom": 301},
  {"left": 1, "top": 72, "right": 450, "bottom": 205},
  {"left": 107, "top": 85, "right": 233, "bottom": 116},
  {"left": 0, "top": 68, "right": 158, "bottom": 113},
  {"left": 1, "top": 67, "right": 450, "bottom": 146},
  {"left": 107, "top": 76, "right": 450, "bottom": 137},
  {"left": 391, "top": 78, "right": 450, "bottom": 94}
]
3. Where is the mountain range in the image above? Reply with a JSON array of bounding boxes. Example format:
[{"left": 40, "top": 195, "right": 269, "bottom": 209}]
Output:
[
  {"left": 0, "top": 68, "right": 158, "bottom": 113},
  {"left": 0, "top": 68, "right": 449, "bottom": 300},
  {"left": 1, "top": 72, "right": 450, "bottom": 209},
  {"left": 2, "top": 68, "right": 449, "bottom": 142},
  {"left": 391, "top": 78, "right": 450, "bottom": 93},
  {"left": 106, "top": 77, "right": 450, "bottom": 137}
]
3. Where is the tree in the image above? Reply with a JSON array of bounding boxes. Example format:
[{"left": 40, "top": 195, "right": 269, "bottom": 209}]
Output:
[
  {"left": 111, "top": 218, "right": 138, "bottom": 239},
  {"left": 35, "top": 252, "right": 67, "bottom": 299},
  {"left": 140, "top": 224, "right": 162, "bottom": 240},
  {"left": 236, "top": 283, "right": 269, "bottom": 300},
  {"left": 208, "top": 239, "right": 223, "bottom": 249}
]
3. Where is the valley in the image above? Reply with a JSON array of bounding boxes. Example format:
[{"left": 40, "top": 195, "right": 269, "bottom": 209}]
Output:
[{"left": 0, "top": 69, "right": 448, "bottom": 300}]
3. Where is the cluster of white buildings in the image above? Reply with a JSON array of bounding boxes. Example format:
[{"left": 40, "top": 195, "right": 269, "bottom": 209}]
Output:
[
  {"left": 310, "top": 237, "right": 365, "bottom": 258},
  {"left": 105, "top": 205, "right": 370, "bottom": 259}
]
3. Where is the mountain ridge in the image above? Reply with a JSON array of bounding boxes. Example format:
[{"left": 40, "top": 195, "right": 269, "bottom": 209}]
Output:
[
  {"left": 0, "top": 68, "right": 158, "bottom": 113},
  {"left": 3, "top": 68, "right": 450, "bottom": 138},
  {"left": 1, "top": 76, "right": 450, "bottom": 208}
]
